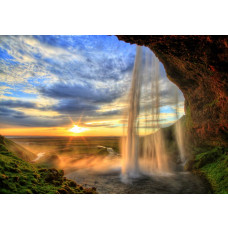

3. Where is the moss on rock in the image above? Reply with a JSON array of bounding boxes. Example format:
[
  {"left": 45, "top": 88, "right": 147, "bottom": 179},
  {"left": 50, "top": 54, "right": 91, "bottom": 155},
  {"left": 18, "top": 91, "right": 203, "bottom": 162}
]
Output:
[{"left": 191, "top": 146, "right": 228, "bottom": 194}]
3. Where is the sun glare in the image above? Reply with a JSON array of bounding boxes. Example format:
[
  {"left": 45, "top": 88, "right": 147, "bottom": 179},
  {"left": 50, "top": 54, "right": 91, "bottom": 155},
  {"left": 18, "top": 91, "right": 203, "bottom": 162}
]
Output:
[{"left": 69, "top": 125, "right": 88, "bottom": 134}]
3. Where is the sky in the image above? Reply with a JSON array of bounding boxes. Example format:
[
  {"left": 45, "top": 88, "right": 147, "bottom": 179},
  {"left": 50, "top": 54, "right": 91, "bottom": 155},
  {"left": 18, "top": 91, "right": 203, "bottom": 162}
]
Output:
[{"left": 0, "top": 35, "right": 184, "bottom": 136}]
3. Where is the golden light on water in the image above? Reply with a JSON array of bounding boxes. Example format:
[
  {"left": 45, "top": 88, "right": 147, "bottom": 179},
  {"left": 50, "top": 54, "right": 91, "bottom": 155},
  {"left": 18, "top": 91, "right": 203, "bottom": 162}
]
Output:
[{"left": 69, "top": 125, "right": 88, "bottom": 134}]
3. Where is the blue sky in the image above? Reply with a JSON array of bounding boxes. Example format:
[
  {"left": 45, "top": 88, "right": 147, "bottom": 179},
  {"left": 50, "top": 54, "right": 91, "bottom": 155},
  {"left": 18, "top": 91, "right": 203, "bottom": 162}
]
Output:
[{"left": 0, "top": 35, "right": 184, "bottom": 136}]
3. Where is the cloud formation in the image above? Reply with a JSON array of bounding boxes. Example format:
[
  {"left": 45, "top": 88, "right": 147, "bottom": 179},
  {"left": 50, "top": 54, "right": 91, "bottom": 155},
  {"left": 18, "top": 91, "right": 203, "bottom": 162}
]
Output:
[
  {"left": 0, "top": 99, "right": 37, "bottom": 109},
  {"left": 0, "top": 35, "right": 137, "bottom": 129},
  {"left": 0, "top": 35, "right": 184, "bottom": 133},
  {"left": 39, "top": 81, "right": 124, "bottom": 103}
]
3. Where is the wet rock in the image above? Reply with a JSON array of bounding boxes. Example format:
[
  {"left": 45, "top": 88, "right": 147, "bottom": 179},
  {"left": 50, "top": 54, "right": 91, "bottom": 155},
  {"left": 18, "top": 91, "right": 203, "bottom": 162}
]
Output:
[
  {"left": 68, "top": 180, "right": 77, "bottom": 187},
  {"left": 184, "top": 159, "right": 194, "bottom": 171},
  {"left": 43, "top": 168, "right": 64, "bottom": 185},
  {"left": 79, "top": 185, "right": 83, "bottom": 190},
  {"left": 58, "top": 188, "right": 68, "bottom": 194}
]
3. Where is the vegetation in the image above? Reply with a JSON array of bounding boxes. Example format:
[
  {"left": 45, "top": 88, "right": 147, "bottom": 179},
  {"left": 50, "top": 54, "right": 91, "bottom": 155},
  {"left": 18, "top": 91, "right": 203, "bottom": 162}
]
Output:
[
  {"left": 185, "top": 104, "right": 193, "bottom": 130},
  {"left": 191, "top": 146, "right": 228, "bottom": 194},
  {"left": 0, "top": 136, "right": 96, "bottom": 194},
  {"left": 3, "top": 137, "right": 37, "bottom": 161}
]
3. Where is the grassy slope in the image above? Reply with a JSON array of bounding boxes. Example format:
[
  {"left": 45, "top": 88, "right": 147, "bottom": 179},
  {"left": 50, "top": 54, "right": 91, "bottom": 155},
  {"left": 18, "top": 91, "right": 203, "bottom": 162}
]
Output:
[
  {"left": 0, "top": 136, "right": 96, "bottom": 194},
  {"left": 188, "top": 147, "right": 228, "bottom": 194},
  {"left": 3, "top": 137, "right": 37, "bottom": 161}
]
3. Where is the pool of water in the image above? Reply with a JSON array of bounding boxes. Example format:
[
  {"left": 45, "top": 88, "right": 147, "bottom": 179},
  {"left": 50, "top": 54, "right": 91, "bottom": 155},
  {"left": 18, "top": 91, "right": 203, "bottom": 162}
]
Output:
[{"left": 66, "top": 168, "right": 208, "bottom": 194}]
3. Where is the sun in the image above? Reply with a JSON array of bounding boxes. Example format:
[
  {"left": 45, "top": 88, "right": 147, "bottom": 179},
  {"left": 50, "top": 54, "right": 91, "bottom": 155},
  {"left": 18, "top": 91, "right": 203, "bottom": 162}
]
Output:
[{"left": 69, "top": 125, "right": 88, "bottom": 134}]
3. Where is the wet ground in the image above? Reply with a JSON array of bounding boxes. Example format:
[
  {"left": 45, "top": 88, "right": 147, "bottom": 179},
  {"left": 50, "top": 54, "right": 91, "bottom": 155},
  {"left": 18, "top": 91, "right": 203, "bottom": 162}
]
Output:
[{"left": 66, "top": 169, "right": 209, "bottom": 194}]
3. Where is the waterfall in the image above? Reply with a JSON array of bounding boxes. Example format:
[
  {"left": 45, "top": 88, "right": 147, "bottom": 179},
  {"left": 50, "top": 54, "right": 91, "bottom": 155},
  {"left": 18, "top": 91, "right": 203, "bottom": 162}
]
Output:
[
  {"left": 121, "top": 46, "right": 170, "bottom": 182},
  {"left": 174, "top": 89, "right": 186, "bottom": 163},
  {"left": 121, "top": 46, "right": 142, "bottom": 181}
]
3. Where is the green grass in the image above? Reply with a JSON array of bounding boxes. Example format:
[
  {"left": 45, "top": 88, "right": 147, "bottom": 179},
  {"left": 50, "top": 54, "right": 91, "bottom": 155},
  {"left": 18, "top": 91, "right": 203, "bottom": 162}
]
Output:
[
  {"left": 193, "top": 147, "right": 228, "bottom": 194},
  {"left": 3, "top": 137, "right": 37, "bottom": 161},
  {"left": 0, "top": 136, "right": 96, "bottom": 194}
]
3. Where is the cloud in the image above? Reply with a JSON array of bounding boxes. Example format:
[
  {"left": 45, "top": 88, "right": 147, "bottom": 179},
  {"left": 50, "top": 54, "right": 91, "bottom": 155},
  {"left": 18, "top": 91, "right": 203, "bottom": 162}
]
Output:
[
  {"left": 0, "top": 35, "right": 136, "bottom": 129},
  {"left": 52, "top": 98, "right": 123, "bottom": 117},
  {"left": 97, "top": 110, "right": 121, "bottom": 116},
  {"left": 53, "top": 99, "right": 98, "bottom": 115},
  {"left": 0, "top": 99, "right": 37, "bottom": 109},
  {"left": 84, "top": 119, "right": 121, "bottom": 128},
  {"left": 0, "top": 36, "right": 135, "bottom": 86},
  {"left": 0, "top": 107, "right": 21, "bottom": 116},
  {"left": 0, "top": 106, "right": 68, "bottom": 127},
  {"left": 39, "top": 81, "right": 123, "bottom": 104}
]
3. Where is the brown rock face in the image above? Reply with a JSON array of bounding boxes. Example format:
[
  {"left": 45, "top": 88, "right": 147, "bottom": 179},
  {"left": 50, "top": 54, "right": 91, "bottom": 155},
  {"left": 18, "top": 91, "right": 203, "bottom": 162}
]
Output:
[{"left": 117, "top": 36, "right": 228, "bottom": 146}]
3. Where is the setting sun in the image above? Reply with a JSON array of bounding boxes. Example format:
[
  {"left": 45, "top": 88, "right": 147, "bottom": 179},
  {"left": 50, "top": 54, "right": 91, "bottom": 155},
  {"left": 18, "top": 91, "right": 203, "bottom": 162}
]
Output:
[{"left": 69, "top": 125, "right": 88, "bottom": 134}]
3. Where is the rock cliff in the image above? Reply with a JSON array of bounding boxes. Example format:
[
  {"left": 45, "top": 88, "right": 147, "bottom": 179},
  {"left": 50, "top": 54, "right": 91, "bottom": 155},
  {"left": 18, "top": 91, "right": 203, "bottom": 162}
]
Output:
[{"left": 117, "top": 35, "right": 228, "bottom": 146}]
